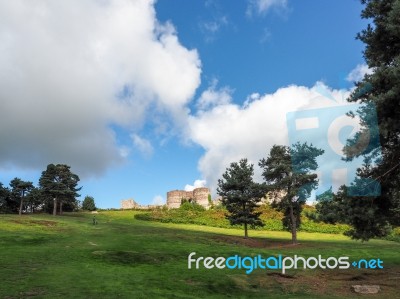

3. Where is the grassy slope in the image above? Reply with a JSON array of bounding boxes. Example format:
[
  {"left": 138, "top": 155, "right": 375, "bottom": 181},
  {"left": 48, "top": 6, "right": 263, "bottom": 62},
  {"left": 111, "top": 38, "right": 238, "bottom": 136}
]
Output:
[{"left": 0, "top": 211, "right": 399, "bottom": 299}]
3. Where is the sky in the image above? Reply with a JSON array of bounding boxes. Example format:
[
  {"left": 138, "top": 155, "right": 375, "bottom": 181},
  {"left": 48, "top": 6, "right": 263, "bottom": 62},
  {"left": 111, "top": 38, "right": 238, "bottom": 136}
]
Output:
[{"left": 0, "top": 0, "right": 373, "bottom": 208}]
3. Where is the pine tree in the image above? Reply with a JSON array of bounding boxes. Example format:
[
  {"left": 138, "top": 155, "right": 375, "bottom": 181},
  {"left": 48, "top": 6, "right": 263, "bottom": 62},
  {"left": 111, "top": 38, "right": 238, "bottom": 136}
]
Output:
[
  {"left": 0, "top": 183, "right": 11, "bottom": 213},
  {"left": 259, "top": 143, "right": 323, "bottom": 244},
  {"left": 340, "top": 0, "right": 400, "bottom": 239},
  {"left": 9, "top": 178, "right": 34, "bottom": 216},
  {"left": 39, "top": 164, "right": 81, "bottom": 216},
  {"left": 82, "top": 196, "right": 96, "bottom": 211},
  {"left": 217, "top": 158, "right": 265, "bottom": 238}
]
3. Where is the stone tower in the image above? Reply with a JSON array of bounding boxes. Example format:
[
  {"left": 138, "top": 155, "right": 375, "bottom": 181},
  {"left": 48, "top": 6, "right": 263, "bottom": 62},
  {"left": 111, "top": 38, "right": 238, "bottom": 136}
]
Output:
[
  {"left": 166, "top": 187, "right": 210, "bottom": 209},
  {"left": 166, "top": 190, "right": 191, "bottom": 209},
  {"left": 192, "top": 187, "right": 209, "bottom": 207}
]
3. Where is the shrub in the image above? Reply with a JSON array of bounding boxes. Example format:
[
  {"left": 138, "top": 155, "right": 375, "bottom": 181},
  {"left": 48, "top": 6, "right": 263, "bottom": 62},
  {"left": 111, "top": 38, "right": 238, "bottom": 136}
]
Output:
[
  {"left": 384, "top": 227, "right": 400, "bottom": 242},
  {"left": 134, "top": 203, "right": 354, "bottom": 235},
  {"left": 179, "top": 201, "right": 205, "bottom": 212}
]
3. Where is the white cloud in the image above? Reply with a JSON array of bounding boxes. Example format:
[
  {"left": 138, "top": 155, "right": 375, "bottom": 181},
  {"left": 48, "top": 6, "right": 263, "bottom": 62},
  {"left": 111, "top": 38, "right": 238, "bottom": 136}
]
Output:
[
  {"left": 151, "top": 195, "right": 165, "bottom": 205},
  {"left": 197, "top": 79, "right": 233, "bottom": 110},
  {"left": 346, "top": 64, "right": 373, "bottom": 82},
  {"left": 247, "top": 0, "right": 288, "bottom": 16},
  {"left": 184, "top": 179, "right": 207, "bottom": 191},
  {"left": 118, "top": 146, "right": 131, "bottom": 159},
  {"left": 202, "top": 21, "right": 220, "bottom": 34},
  {"left": 0, "top": 0, "right": 201, "bottom": 176},
  {"left": 131, "top": 134, "right": 154, "bottom": 158},
  {"left": 243, "top": 92, "right": 261, "bottom": 108},
  {"left": 187, "top": 83, "right": 352, "bottom": 196},
  {"left": 199, "top": 16, "right": 228, "bottom": 42}
]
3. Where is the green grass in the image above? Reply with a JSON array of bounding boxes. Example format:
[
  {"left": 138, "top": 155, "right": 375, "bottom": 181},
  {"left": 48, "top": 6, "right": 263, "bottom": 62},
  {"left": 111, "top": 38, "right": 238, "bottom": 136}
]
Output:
[{"left": 1, "top": 211, "right": 399, "bottom": 298}]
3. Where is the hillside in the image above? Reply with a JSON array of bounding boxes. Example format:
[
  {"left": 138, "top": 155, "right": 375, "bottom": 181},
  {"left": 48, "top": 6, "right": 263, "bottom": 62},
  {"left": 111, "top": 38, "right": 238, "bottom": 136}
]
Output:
[{"left": 1, "top": 211, "right": 400, "bottom": 298}]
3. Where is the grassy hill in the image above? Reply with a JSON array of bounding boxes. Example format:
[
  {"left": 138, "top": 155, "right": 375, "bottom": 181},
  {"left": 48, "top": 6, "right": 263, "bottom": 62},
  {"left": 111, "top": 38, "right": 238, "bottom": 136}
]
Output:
[
  {"left": 135, "top": 204, "right": 352, "bottom": 234},
  {"left": 1, "top": 211, "right": 399, "bottom": 298}
]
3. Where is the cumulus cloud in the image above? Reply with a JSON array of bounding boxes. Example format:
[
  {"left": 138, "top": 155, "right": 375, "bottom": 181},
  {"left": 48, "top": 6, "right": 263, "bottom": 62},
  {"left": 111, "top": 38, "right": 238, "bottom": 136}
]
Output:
[
  {"left": 187, "top": 83, "right": 354, "bottom": 196},
  {"left": 247, "top": 0, "right": 288, "bottom": 16},
  {"left": 184, "top": 179, "right": 207, "bottom": 191},
  {"left": 0, "top": 0, "right": 201, "bottom": 176},
  {"left": 346, "top": 64, "right": 373, "bottom": 82},
  {"left": 243, "top": 92, "right": 261, "bottom": 108},
  {"left": 196, "top": 79, "right": 233, "bottom": 110},
  {"left": 151, "top": 195, "right": 165, "bottom": 205}
]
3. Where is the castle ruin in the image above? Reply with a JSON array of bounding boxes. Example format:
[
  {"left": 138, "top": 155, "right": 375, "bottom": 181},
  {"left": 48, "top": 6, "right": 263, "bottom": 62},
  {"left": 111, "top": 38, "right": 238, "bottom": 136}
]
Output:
[
  {"left": 120, "top": 199, "right": 139, "bottom": 209},
  {"left": 167, "top": 187, "right": 210, "bottom": 209}
]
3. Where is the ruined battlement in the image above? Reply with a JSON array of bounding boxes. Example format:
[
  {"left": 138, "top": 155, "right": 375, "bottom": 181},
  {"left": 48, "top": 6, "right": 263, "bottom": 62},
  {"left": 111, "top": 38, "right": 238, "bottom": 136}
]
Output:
[
  {"left": 120, "top": 199, "right": 138, "bottom": 209},
  {"left": 166, "top": 187, "right": 210, "bottom": 209}
]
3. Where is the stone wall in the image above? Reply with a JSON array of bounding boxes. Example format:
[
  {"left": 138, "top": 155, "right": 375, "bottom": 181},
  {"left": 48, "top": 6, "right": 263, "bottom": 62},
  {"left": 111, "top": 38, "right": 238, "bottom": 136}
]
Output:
[
  {"left": 166, "top": 188, "right": 210, "bottom": 209},
  {"left": 193, "top": 187, "right": 209, "bottom": 207},
  {"left": 120, "top": 199, "right": 138, "bottom": 209}
]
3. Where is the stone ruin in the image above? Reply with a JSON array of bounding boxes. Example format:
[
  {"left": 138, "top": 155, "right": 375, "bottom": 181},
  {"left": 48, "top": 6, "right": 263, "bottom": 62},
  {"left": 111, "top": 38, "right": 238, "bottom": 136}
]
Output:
[
  {"left": 120, "top": 199, "right": 139, "bottom": 209},
  {"left": 166, "top": 187, "right": 210, "bottom": 209},
  {"left": 120, "top": 187, "right": 211, "bottom": 210}
]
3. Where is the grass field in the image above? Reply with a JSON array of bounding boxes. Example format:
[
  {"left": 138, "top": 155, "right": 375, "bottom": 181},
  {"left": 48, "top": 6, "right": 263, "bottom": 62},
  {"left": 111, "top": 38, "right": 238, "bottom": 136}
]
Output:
[{"left": 1, "top": 211, "right": 399, "bottom": 298}]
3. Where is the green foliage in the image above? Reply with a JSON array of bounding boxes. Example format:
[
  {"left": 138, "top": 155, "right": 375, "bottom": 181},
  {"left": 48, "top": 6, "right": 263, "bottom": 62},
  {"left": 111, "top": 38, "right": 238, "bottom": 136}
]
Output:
[
  {"left": 0, "top": 164, "right": 83, "bottom": 215},
  {"left": 217, "top": 158, "right": 265, "bottom": 237},
  {"left": 136, "top": 205, "right": 232, "bottom": 228},
  {"left": 0, "top": 183, "right": 12, "bottom": 213},
  {"left": 339, "top": 187, "right": 392, "bottom": 241},
  {"left": 313, "top": 187, "right": 344, "bottom": 224},
  {"left": 9, "top": 177, "right": 34, "bottom": 215},
  {"left": 39, "top": 164, "right": 81, "bottom": 215},
  {"left": 0, "top": 211, "right": 399, "bottom": 298},
  {"left": 300, "top": 218, "right": 350, "bottom": 234},
  {"left": 339, "top": 0, "right": 400, "bottom": 240},
  {"left": 259, "top": 143, "right": 324, "bottom": 243},
  {"left": 179, "top": 201, "right": 205, "bottom": 212},
  {"left": 136, "top": 203, "right": 351, "bottom": 235},
  {"left": 385, "top": 227, "right": 400, "bottom": 242},
  {"left": 315, "top": 185, "right": 392, "bottom": 241},
  {"left": 25, "top": 187, "right": 43, "bottom": 213},
  {"left": 82, "top": 196, "right": 96, "bottom": 211}
]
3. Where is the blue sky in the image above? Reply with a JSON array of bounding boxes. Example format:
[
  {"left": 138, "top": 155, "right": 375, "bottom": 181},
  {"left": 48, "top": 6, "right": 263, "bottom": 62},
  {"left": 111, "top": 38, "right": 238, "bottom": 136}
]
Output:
[{"left": 0, "top": 0, "right": 371, "bottom": 208}]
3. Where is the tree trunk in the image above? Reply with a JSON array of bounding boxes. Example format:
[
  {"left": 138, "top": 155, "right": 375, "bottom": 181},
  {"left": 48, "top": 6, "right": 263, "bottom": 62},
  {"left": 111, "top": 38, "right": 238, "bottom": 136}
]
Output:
[
  {"left": 53, "top": 198, "right": 57, "bottom": 216},
  {"left": 59, "top": 201, "right": 63, "bottom": 215},
  {"left": 19, "top": 190, "right": 25, "bottom": 216},
  {"left": 243, "top": 202, "right": 248, "bottom": 238},
  {"left": 289, "top": 204, "right": 297, "bottom": 244},
  {"left": 19, "top": 198, "right": 23, "bottom": 216}
]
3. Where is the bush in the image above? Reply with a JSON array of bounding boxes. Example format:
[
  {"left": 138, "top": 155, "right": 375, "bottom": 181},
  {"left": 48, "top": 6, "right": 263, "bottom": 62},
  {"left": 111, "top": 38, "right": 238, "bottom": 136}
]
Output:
[
  {"left": 179, "top": 201, "right": 205, "bottom": 212},
  {"left": 133, "top": 203, "right": 353, "bottom": 235},
  {"left": 384, "top": 227, "right": 400, "bottom": 242}
]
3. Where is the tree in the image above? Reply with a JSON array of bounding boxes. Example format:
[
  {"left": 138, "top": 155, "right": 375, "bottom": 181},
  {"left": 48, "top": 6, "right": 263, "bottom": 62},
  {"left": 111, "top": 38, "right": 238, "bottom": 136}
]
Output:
[
  {"left": 315, "top": 184, "right": 392, "bottom": 241},
  {"left": 217, "top": 158, "right": 265, "bottom": 238},
  {"left": 39, "top": 164, "right": 81, "bottom": 216},
  {"left": 259, "top": 143, "right": 324, "bottom": 244},
  {"left": 9, "top": 178, "right": 34, "bottom": 216},
  {"left": 25, "top": 187, "right": 43, "bottom": 213},
  {"left": 333, "top": 0, "right": 400, "bottom": 240},
  {"left": 82, "top": 196, "right": 96, "bottom": 211},
  {"left": 313, "top": 188, "right": 342, "bottom": 224},
  {"left": 0, "top": 183, "right": 11, "bottom": 213}
]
